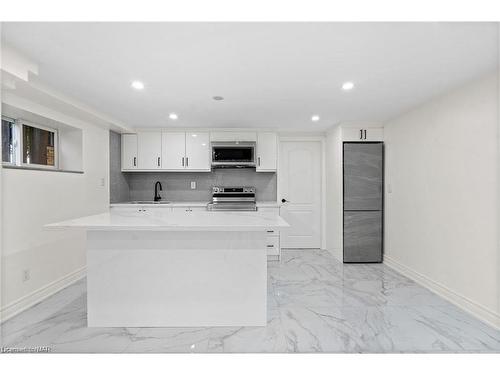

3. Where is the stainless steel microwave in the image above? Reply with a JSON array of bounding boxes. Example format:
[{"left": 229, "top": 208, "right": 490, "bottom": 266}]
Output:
[{"left": 211, "top": 141, "right": 256, "bottom": 168}]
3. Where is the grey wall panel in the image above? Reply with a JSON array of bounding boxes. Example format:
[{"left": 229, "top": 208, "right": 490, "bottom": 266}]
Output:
[
  {"left": 109, "top": 131, "right": 130, "bottom": 203},
  {"left": 343, "top": 142, "right": 383, "bottom": 210},
  {"left": 343, "top": 211, "right": 382, "bottom": 263}
]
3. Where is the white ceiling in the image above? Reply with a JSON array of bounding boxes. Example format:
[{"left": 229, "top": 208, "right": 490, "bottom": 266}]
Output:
[{"left": 1, "top": 22, "right": 498, "bottom": 130}]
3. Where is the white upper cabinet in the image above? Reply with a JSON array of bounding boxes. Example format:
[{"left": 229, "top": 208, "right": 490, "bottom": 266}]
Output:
[
  {"left": 161, "top": 132, "right": 186, "bottom": 170},
  {"left": 122, "top": 130, "right": 277, "bottom": 172},
  {"left": 121, "top": 134, "right": 138, "bottom": 170},
  {"left": 137, "top": 132, "right": 162, "bottom": 169},
  {"left": 161, "top": 131, "right": 210, "bottom": 171},
  {"left": 185, "top": 132, "right": 210, "bottom": 171},
  {"left": 342, "top": 127, "right": 384, "bottom": 142},
  {"left": 256, "top": 132, "right": 277, "bottom": 172}
]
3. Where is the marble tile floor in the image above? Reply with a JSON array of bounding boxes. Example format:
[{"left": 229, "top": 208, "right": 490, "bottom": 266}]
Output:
[{"left": 1, "top": 249, "right": 500, "bottom": 353}]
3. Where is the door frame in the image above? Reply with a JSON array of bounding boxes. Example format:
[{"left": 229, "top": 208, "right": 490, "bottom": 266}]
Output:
[{"left": 277, "top": 136, "right": 326, "bottom": 250}]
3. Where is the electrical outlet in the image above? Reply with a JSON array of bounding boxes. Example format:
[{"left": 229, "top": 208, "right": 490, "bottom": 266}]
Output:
[
  {"left": 190, "top": 181, "right": 196, "bottom": 190},
  {"left": 22, "top": 269, "right": 30, "bottom": 282}
]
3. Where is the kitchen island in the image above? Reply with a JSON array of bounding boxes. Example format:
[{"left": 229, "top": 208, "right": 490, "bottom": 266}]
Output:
[{"left": 47, "top": 210, "right": 288, "bottom": 328}]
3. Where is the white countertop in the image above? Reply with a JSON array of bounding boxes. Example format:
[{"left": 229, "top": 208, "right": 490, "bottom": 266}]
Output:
[
  {"left": 46, "top": 210, "right": 289, "bottom": 231},
  {"left": 109, "top": 201, "right": 281, "bottom": 208}
]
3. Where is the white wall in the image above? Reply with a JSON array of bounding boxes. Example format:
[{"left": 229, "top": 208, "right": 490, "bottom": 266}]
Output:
[
  {"left": 383, "top": 72, "right": 500, "bottom": 328},
  {"left": 0, "top": 95, "right": 109, "bottom": 321},
  {"left": 325, "top": 126, "right": 343, "bottom": 261}
]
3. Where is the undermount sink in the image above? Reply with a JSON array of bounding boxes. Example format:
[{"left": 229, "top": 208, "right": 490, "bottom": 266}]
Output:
[{"left": 129, "top": 200, "right": 171, "bottom": 205}]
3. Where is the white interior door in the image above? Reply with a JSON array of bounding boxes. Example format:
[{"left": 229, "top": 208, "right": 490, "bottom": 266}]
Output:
[{"left": 279, "top": 141, "right": 321, "bottom": 248}]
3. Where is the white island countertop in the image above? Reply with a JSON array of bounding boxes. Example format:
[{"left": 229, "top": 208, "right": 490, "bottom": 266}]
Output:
[{"left": 46, "top": 209, "right": 289, "bottom": 231}]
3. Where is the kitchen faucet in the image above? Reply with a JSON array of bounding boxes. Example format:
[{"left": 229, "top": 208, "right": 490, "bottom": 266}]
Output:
[{"left": 154, "top": 181, "right": 163, "bottom": 202}]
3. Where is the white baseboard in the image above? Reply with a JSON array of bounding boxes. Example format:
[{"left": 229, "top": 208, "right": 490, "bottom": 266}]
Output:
[
  {"left": 327, "top": 247, "right": 343, "bottom": 262},
  {"left": 0, "top": 266, "right": 86, "bottom": 324},
  {"left": 384, "top": 256, "right": 500, "bottom": 330}
]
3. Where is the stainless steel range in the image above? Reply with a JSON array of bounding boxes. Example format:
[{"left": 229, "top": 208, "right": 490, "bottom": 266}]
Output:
[{"left": 206, "top": 186, "right": 257, "bottom": 211}]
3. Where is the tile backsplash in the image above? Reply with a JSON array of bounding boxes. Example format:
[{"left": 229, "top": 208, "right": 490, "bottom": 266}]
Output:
[
  {"left": 126, "top": 169, "right": 277, "bottom": 202},
  {"left": 109, "top": 131, "right": 277, "bottom": 203}
]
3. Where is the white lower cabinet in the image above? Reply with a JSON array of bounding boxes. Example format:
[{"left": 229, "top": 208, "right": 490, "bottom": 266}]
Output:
[
  {"left": 111, "top": 205, "right": 281, "bottom": 259},
  {"left": 171, "top": 206, "right": 206, "bottom": 212},
  {"left": 258, "top": 207, "right": 282, "bottom": 260}
]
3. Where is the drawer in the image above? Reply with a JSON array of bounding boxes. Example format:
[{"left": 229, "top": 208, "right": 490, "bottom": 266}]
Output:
[
  {"left": 266, "top": 236, "right": 280, "bottom": 256},
  {"left": 265, "top": 229, "right": 279, "bottom": 236}
]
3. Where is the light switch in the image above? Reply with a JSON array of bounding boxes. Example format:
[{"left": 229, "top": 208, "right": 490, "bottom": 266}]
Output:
[{"left": 190, "top": 181, "right": 196, "bottom": 189}]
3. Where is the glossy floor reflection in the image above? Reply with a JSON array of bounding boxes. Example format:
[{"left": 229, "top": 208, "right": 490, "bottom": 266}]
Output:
[{"left": 2, "top": 249, "right": 500, "bottom": 353}]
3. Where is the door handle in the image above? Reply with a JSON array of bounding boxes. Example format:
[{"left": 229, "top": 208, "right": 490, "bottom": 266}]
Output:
[
  {"left": 182, "top": 157, "right": 184, "bottom": 167},
  {"left": 186, "top": 157, "right": 189, "bottom": 167},
  {"left": 281, "top": 198, "right": 288, "bottom": 203},
  {"left": 359, "top": 129, "right": 363, "bottom": 140},
  {"left": 258, "top": 157, "right": 261, "bottom": 166},
  {"left": 364, "top": 129, "right": 367, "bottom": 140},
  {"left": 133, "top": 157, "right": 136, "bottom": 167},
  {"left": 157, "top": 157, "right": 160, "bottom": 167}
]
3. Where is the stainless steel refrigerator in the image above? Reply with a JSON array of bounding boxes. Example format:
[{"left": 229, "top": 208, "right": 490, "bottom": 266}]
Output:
[{"left": 343, "top": 142, "right": 384, "bottom": 263}]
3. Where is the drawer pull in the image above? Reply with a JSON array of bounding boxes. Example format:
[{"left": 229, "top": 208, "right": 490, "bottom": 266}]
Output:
[
  {"left": 266, "top": 245, "right": 274, "bottom": 248},
  {"left": 266, "top": 230, "right": 274, "bottom": 233}
]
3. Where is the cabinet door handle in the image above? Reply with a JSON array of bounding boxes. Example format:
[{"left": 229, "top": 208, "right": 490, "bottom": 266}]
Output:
[
  {"left": 186, "top": 157, "right": 189, "bottom": 167},
  {"left": 364, "top": 129, "right": 367, "bottom": 140},
  {"left": 182, "top": 157, "right": 184, "bottom": 166},
  {"left": 359, "top": 129, "right": 363, "bottom": 140},
  {"left": 266, "top": 245, "right": 274, "bottom": 248},
  {"left": 133, "top": 157, "right": 136, "bottom": 167},
  {"left": 258, "top": 157, "right": 261, "bottom": 166},
  {"left": 266, "top": 230, "right": 274, "bottom": 233},
  {"left": 157, "top": 157, "right": 160, "bottom": 167}
]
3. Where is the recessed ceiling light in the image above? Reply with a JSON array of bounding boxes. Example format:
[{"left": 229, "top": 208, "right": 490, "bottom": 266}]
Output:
[
  {"left": 169, "top": 113, "right": 178, "bottom": 120},
  {"left": 342, "top": 81, "right": 355, "bottom": 91},
  {"left": 311, "top": 115, "right": 320, "bottom": 122},
  {"left": 213, "top": 96, "right": 224, "bottom": 101},
  {"left": 131, "top": 80, "right": 145, "bottom": 90}
]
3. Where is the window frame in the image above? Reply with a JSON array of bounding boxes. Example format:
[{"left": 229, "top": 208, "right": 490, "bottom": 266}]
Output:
[
  {"left": 19, "top": 119, "right": 59, "bottom": 170},
  {"left": 1, "top": 116, "right": 20, "bottom": 166}
]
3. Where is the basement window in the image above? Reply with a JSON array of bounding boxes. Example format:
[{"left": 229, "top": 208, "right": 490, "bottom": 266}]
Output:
[
  {"left": 22, "top": 123, "right": 57, "bottom": 168},
  {"left": 1, "top": 107, "right": 83, "bottom": 173}
]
